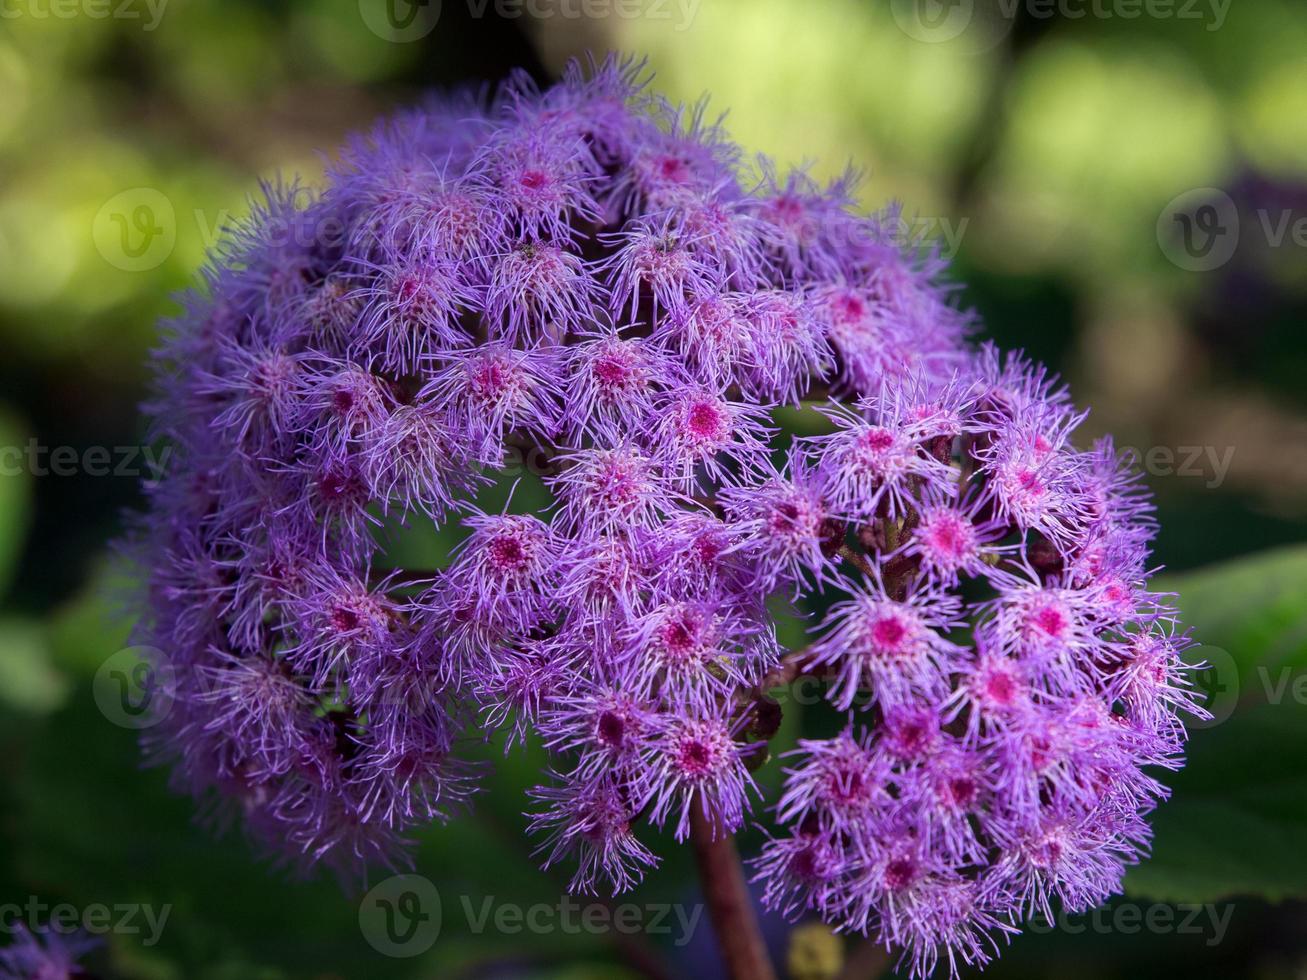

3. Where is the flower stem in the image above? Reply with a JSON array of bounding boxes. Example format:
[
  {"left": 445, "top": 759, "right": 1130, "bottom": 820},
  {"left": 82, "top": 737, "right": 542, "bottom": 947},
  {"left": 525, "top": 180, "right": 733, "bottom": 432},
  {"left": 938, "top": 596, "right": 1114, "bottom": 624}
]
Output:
[
  {"left": 689, "top": 806, "right": 777, "bottom": 980},
  {"left": 838, "top": 543, "right": 875, "bottom": 576}
]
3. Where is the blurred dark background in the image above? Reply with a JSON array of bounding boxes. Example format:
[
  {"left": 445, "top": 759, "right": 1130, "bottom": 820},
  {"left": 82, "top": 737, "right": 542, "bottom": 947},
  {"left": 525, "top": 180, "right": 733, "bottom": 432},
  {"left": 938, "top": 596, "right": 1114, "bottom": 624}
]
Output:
[{"left": 0, "top": 1, "right": 1304, "bottom": 978}]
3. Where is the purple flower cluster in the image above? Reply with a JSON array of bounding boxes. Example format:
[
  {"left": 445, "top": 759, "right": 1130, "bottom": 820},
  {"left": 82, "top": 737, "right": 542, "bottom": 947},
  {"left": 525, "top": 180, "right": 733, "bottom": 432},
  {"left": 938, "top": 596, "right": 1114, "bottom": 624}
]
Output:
[
  {"left": 0, "top": 926, "right": 99, "bottom": 980},
  {"left": 130, "top": 57, "right": 1204, "bottom": 975}
]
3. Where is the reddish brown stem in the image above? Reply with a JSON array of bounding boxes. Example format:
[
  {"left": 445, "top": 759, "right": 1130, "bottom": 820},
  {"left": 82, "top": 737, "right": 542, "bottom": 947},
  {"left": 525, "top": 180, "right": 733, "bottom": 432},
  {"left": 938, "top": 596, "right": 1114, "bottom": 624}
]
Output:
[{"left": 689, "top": 807, "right": 777, "bottom": 980}]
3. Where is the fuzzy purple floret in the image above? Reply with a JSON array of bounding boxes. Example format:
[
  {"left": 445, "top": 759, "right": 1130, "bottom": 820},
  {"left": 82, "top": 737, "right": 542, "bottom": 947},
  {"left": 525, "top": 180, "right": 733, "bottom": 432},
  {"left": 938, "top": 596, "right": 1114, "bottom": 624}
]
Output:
[
  {"left": 129, "top": 55, "right": 1205, "bottom": 977},
  {"left": 0, "top": 926, "right": 100, "bottom": 980}
]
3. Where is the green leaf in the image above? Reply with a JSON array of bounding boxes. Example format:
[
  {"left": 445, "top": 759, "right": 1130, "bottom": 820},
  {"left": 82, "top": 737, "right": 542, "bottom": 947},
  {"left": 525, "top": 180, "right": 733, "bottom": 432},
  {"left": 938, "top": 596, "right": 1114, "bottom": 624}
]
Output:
[{"left": 1124, "top": 545, "right": 1307, "bottom": 903}]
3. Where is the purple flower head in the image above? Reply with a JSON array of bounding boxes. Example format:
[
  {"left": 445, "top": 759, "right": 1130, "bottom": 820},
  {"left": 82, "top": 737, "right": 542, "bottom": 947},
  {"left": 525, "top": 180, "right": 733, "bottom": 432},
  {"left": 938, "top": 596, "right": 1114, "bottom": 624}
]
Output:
[
  {"left": 622, "top": 594, "right": 753, "bottom": 702},
  {"left": 810, "top": 577, "right": 964, "bottom": 712},
  {"left": 0, "top": 926, "right": 101, "bottom": 980},
  {"left": 351, "top": 249, "right": 476, "bottom": 372},
  {"left": 561, "top": 330, "right": 678, "bottom": 439},
  {"left": 720, "top": 448, "right": 842, "bottom": 595},
  {"left": 548, "top": 442, "right": 675, "bottom": 533},
  {"left": 529, "top": 772, "right": 659, "bottom": 895},
  {"left": 803, "top": 394, "right": 958, "bottom": 523},
  {"left": 775, "top": 728, "right": 891, "bottom": 831},
  {"left": 128, "top": 55, "right": 1202, "bottom": 972},
  {"left": 902, "top": 492, "right": 1014, "bottom": 587},
  {"left": 652, "top": 384, "right": 773, "bottom": 489},
  {"left": 639, "top": 707, "right": 757, "bottom": 842},
  {"left": 539, "top": 683, "right": 657, "bottom": 776},
  {"left": 422, "top": 342, "right": 563, "bottom": 464},
  {"left": 443, "top": 507, "right": 557, "bottom": 633}
]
